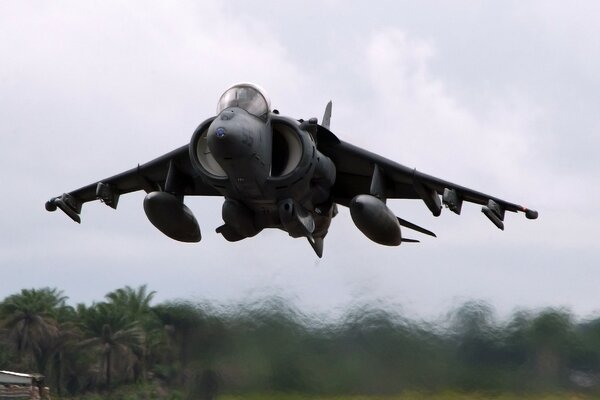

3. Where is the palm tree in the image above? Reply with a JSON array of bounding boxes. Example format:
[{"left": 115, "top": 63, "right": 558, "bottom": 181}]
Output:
[
  {"left": 78, "top": 302, "right": 145, "bottom": 388},
  {"left": 0, "top": 288, "right": 68, "bottom": 373},
  {"left": 105, "top": 285, "right": 159, "bottom": 381},
  {"left": 105, "top": 285, "right": 156, "bottom": 323}
]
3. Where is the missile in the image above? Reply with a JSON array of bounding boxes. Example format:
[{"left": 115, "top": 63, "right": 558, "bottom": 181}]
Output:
[
  {"left": 349, "top": 194, "right": 401, "bottom": 246},
  {"left": 143, "top": 191, "right": 201, "bottom": 242}
]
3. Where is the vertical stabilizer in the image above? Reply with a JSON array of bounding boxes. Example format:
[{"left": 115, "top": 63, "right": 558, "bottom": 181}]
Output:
[{"left": 322, "top": 101, "right": 332, "bottom": 130}]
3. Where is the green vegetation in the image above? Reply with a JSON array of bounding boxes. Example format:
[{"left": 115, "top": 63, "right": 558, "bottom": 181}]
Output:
[{"left": 1, "top": 287, "right": 600, "bottom": 399}]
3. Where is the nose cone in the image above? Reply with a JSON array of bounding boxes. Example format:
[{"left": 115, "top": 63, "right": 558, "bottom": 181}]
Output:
[{"left": 207, "top": 108, "right": 251, "bottom": 159}]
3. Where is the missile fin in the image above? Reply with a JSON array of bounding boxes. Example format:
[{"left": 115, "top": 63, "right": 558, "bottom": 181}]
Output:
[
  {"left": 396, "top": 217, "right": 436, "bottom": 237},
  {"left": 401, "top": 238, "right": 420, "bottom": 243}
]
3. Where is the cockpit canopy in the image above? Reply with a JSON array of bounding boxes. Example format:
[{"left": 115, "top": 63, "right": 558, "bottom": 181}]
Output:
[{"left": 216, "top": 83, "right": 271, "bottom": 119}]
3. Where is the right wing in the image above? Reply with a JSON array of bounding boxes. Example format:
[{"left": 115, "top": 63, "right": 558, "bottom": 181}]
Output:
[
  {"left": 46, "top": 145, "right": 220, "bottom": 223},
  {"left": 316, "top": 126, "right": 538, "bottom": 230}
]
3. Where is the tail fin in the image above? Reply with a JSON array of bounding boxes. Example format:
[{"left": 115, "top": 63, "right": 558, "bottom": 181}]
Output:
[{"left": 322, "top": 101, "right": 332, "bottom": 129}]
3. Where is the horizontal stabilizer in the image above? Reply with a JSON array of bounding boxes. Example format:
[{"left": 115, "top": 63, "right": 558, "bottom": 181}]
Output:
[{"left": 397, "top": 217, "right": 436, "bottom": 237}]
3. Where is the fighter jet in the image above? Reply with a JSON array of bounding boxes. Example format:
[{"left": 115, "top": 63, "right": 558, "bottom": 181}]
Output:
[{"left": 46, "top": 83, "right": 538, "bottom": 257}]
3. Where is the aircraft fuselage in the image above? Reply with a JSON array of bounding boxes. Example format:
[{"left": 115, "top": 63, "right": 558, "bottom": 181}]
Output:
[{"left": 189, "top": 107, "right": 337, "bottom": 243}]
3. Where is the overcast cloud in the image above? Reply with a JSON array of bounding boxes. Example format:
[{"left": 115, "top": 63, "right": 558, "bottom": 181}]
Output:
[{"left": 1, "top": 1, "right": 598, "bottom": 320}]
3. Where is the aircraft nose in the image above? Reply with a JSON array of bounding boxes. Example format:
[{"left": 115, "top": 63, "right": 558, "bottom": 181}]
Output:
[
  {"left": 206, "top": 110, "right": 250, "bottom": 159},
  {"left": 208, "top": 124, "right": 238, "bottom": 154}
]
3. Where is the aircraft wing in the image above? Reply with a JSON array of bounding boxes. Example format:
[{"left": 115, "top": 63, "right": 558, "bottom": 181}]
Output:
[
  {"left": 46, "top": 145, "right": 220, "bottom": 223},
  {"left": 317, "top": 128, "right": 538, "bottom": 229}
]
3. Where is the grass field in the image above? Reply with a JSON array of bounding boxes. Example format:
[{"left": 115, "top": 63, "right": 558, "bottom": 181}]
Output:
[
  {"left": 58, "top": 392, "right": 595, "bottom": 400},
  {"left": 220, "top": 394, "right": 594, "bottom": 400},
  {"left": 55, "top": 383, "right": 595, "bottom": 400},
  {"left": 57, "top": 395, "right": 595, "bottom": 400}
]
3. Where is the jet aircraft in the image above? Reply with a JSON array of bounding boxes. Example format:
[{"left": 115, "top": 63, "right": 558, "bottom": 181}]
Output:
[{"left": 46, "top": 83, "right": 538, "bottom": 257}]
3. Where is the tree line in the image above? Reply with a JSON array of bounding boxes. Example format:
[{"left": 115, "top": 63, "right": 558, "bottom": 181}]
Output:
[{"left": 1, "top": 286, "right": 600, "bottom": 397}]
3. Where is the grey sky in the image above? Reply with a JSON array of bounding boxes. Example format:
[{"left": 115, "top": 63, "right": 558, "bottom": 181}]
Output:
[{"left": 1, "top": 1, "right": 598, "bottom": 320}]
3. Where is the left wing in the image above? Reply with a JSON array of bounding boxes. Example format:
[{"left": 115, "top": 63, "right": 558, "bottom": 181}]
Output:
[
  {"left": 317, "top": 127, "right": 538, "bottom": 230},
  {"left": 46, "top": 145, "right": 221, "bottom": 223}
]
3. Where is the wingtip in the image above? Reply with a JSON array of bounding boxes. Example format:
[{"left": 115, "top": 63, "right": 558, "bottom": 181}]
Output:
[
  {"left": 45, "top": 199, "right": 58, "bottom": 212},
  {"left": 48, "top": 194, "right": 82, "bottom": 223},
  {"left": 525, "top": 209, "right": 538, "bottom": 220}
]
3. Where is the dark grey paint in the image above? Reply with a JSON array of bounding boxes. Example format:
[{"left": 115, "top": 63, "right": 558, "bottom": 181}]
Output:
[{"left": 46, "top": 84, "right": 538, "bottom": 258}]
